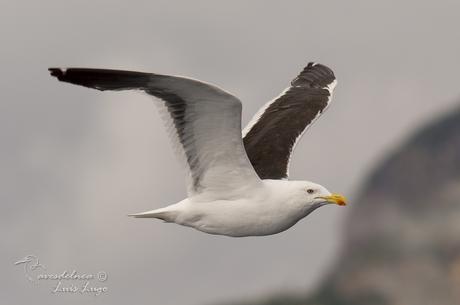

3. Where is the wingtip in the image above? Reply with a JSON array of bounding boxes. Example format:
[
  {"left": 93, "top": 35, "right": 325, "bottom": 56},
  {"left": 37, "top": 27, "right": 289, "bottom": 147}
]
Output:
[
  {"left": 291, "top": 61, "right": 335, "bottom": 88},
  {"left": 305, "top": 62, "right": 332, "bottom": 73},
  {"left": 48, "top": 68, "right": 65, "bottom": 79}
]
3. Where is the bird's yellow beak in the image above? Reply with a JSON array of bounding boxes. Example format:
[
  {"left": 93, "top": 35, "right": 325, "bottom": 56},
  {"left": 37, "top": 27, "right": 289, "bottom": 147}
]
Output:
[{"left": 318, "top": 194, "right": 347, "bottom": 206}]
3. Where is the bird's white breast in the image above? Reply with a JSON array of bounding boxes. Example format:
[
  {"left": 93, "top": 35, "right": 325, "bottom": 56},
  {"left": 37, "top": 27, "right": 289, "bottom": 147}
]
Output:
[{"left": 173, "top": 180, "right": 306, "bottom": 237}]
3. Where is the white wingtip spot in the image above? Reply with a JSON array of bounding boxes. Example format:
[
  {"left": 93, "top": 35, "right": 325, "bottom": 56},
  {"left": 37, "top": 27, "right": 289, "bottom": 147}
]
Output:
[{"left": 325, "top": 79, "right": 337, "bottom": 94}]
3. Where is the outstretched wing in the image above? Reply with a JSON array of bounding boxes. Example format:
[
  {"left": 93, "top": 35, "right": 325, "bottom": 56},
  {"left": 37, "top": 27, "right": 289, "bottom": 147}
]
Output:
[
  {"left": 242, "top": 63, "right": 337, "bottom": 180},
  {"left": 49, "top": 68, "right": 261, "bottom": 197}
]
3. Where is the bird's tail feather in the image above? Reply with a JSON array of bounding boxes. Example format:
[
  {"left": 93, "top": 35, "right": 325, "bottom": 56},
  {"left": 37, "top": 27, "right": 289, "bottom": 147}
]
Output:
[{"left": 128, "top": 208, "right": 175, "bottom": 222}]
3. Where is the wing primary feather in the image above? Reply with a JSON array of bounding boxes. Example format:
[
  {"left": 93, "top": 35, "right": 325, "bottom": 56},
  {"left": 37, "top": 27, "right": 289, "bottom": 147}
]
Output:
[{"left": 48, "top": 68, "right": 152, "bottom": 91}]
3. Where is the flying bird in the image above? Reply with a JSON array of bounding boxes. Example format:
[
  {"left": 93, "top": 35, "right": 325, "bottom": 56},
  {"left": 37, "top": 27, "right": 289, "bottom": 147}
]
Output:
[{"left": 48, "top": 62, "right": 346, "bottom": 237}]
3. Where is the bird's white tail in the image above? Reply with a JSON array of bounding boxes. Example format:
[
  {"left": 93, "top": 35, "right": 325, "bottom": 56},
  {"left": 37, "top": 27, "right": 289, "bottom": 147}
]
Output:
[{"left": 128, "top": 208, "right": 176, "bottom": 222}]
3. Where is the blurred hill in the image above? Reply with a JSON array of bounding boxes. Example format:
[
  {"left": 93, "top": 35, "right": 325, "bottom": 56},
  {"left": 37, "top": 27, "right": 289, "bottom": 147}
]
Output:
[{"left": 226, "top": 105, "right": 460, "bottom": 305}]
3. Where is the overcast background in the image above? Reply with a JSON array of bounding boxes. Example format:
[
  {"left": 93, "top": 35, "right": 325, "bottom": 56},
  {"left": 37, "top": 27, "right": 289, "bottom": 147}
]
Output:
[{"left": 2, "top": 1, "right": 460, "bottom": 304}]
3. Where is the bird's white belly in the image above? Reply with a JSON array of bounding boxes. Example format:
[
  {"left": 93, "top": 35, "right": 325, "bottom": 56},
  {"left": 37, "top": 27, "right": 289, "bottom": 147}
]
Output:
[{"left": 176, "top": 199, "right": 300, "bottom": 237}]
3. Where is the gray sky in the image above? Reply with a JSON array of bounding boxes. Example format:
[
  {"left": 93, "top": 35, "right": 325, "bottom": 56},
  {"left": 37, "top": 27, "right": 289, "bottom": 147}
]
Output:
[{"left": 2, "top": 1, "right": 460, "bottom": 304}]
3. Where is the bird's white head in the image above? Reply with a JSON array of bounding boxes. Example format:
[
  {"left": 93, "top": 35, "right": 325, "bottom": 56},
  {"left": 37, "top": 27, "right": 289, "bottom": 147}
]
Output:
[
  {"left": 284, "top": 181, "right": 346, "bottom": 217},
  {"left": 306, "top": 181, "right": 346, "bottom": 206}
]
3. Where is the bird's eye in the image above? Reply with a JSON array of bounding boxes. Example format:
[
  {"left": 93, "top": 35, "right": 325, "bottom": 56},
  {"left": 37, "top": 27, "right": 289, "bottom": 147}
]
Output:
[{"left": 307, "top": 189, "right": 315, "bottom": 194}]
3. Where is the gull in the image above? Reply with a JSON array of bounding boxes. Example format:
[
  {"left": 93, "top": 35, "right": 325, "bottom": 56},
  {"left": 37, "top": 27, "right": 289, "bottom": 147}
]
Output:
[{"left": 48, "top": 62, "right": 346, "bottom": 237}]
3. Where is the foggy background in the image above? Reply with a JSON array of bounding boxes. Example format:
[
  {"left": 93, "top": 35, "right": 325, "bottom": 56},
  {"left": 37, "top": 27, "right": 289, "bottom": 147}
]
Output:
[{"left": 2, "top": 1, "right": 460, "bottom": 305}]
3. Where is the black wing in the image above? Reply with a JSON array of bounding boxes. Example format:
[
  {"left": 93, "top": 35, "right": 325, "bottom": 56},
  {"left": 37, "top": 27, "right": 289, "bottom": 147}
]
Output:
[{"left": 242, "top": 63, "right": 336, "bottom": 180}]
